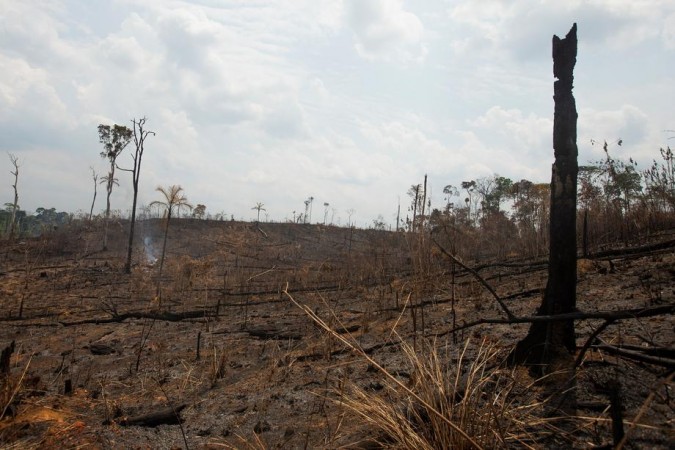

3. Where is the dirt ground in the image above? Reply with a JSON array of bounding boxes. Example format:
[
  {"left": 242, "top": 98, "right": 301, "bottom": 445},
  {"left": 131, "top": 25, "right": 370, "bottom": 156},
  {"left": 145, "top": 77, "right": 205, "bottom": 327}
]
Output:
[{"left": 0, "top": 219, "right": 673, "bottom": 449}]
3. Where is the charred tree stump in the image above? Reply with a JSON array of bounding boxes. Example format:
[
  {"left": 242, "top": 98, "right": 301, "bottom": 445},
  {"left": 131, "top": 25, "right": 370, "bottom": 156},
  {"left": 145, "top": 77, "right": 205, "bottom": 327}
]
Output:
[
  {"left": 1, "top": 341, "right": 15, "bottom": 378},
  {"left": 510, "top": 24, "right": 579, "bottom": 369}
]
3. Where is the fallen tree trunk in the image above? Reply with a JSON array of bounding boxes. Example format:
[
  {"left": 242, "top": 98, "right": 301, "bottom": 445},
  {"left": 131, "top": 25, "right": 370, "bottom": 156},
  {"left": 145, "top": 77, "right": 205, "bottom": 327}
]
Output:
[{"left": 118, "top": 403, "right": 187, "bottom": 427}]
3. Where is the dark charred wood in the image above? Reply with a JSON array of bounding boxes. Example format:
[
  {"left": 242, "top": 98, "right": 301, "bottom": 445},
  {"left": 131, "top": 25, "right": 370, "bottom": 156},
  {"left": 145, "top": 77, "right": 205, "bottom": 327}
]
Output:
[
  {"left": 510, "top": 23, "right": 579, "bottom": 368},
  {"left": 118, "top": 403, "right": 187, "bottom": 427}
]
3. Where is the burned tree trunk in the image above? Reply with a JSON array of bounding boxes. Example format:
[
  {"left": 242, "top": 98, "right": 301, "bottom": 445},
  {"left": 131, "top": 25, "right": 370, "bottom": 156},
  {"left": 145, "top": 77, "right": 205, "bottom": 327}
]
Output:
[{"left": 510, "top": 24, "right": 578, "bottom": 368}]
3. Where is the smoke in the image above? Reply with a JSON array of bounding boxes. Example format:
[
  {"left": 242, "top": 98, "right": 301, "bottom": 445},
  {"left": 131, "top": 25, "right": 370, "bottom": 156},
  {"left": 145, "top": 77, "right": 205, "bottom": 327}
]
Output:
[{"left": 143, "top": 236, "right": 157, "bottom": 264}]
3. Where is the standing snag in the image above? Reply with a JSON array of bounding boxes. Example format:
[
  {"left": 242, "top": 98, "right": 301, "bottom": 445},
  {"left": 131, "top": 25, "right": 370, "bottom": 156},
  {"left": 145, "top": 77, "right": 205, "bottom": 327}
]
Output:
[
  {"left": 88, "top": 166, "right": 99, "bottom": 222},
  {"left": 117, "top": 117, "right": 155, "bottom": 274},
  {"left": 6, "top": 153, "right": 20, "bottom": 240},
  {"left": 510, "top": 23, "right": 579, "bottom": 368}
]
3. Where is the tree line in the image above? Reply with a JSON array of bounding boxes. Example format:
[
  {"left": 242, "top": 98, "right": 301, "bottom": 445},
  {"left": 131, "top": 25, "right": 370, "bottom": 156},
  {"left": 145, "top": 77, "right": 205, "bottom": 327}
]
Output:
[{"left": 404, "top": 141, "right": 674, "bottom": 260}]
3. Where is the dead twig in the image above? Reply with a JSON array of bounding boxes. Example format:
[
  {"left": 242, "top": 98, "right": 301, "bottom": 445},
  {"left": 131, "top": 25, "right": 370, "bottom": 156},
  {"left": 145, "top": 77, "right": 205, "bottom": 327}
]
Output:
[{"left": 431, "top": 238, "right": 515, "bottom": 320}]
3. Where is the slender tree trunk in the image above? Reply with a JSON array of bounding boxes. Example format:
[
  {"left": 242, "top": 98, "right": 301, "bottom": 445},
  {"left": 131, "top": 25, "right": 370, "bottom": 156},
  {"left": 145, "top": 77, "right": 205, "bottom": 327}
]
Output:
[
  {"left": 412, "top": 187, "right": 419, "bottom": 232},
  {"left": 8, "top": 162, "right": 19, "bottom": 240},
  {"left": 156, "top": 209, "right": 172, "bottom": 302},
  {"left": 396, "top": 199, "right": 400, "bottom": 232},
  {"left": 124, "top": 118, "right": 152, "bottom": 274},
  {"left": 103, "top": 165, "right": 115, "bottom": 251},
  {"left": 510, "top": 24, "right": 579, "bottom": 367},
  {"left": 125, "top": 187, "right": 139, "bottom": 273},
  {"left": 89, "top": 183, "right": 97, "bottom": 222},
  {"left": 420, "top": 174, "right": 428, "bottom": 231},
  {"left": 582, "top": 209, "right": 589, "bottom": 257}
]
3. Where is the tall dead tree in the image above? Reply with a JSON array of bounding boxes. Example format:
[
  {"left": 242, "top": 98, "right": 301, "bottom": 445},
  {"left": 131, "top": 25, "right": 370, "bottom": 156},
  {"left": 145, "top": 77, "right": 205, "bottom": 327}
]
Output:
[
  {"left": 7, "top": 153, "right": 19, "bottom": 239},
  {"left": 510, "top": 24, "right": 579, "bottom": 368},
  {"left": 119, "top": 117, "right": 155, "bottom": 274},
  {"left": 88, "top": 166, "right": 98, "bottom": 221}
]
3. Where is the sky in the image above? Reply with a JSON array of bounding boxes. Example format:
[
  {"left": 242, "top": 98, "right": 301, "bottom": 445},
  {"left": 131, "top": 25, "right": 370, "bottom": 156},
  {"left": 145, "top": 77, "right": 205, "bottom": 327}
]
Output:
[{"left": 1, "top": 0, "right": 673, "bottom": 227}]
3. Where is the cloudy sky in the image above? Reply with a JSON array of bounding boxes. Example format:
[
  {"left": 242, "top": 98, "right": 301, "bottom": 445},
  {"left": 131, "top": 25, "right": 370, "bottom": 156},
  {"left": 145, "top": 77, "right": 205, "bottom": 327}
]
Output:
[{"left": 1, "top": 0, "right": 673, "bottom": 227}]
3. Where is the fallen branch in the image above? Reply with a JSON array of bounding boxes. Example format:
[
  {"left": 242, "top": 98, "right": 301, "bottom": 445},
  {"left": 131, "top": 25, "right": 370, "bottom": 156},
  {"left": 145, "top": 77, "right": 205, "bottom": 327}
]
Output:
[
  {"left": 246, "top": 327, "right": 303, "bottom": 341},
  {"left": 58, "top": 309, "right": 212, "bottom": 327},
  {"left": 593, "top": 342, "right": 675, "bottom": 369},
  {"left": 435, "top": 304, "right": 675, "bottom": 336},
  {"left": 590, "top": 239, "right": 675, "bottom": 259},
  {"left": 118, "top": 403, "right": 187, "bottom": 427},
  {"left": 431, "top": 237, "right": 515, "bottom": 320}
]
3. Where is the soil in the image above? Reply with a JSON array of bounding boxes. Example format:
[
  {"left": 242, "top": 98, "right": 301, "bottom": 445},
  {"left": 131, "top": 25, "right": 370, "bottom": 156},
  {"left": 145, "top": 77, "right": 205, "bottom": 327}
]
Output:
[{"left": 0, "top": 219, "right": 673, "bottom": 449}]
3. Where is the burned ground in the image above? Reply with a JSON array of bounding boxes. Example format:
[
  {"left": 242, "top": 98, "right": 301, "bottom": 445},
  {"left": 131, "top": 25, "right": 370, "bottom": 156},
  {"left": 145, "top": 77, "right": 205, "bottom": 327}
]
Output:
[{"left": 0, "top": 219, "right": 673, "bottom": 448}]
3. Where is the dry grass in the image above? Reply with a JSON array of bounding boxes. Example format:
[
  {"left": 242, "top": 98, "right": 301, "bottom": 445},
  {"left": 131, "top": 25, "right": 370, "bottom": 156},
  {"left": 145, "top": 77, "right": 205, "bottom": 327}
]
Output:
[
  {"left": 283, "top": 287, "right": 567, "bottom": 449},
  {"left": 338, "top": 338, "right": 563, "bottom": 449}
]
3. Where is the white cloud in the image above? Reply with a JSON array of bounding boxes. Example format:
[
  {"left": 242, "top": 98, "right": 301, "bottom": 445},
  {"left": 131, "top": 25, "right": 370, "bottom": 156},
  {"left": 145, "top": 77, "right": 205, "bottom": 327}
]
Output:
[
  {"left": 0, "top": 0, "right": 672, "bottom": 227},
  {"left": 448, "top": 0, "right": 675, "bottom": 61},
  {"left": 467, "top": 106, "right": 552, "bottom": 179},
  {"left": 346, "top": 0, "right": 428, "bottom": 63}
]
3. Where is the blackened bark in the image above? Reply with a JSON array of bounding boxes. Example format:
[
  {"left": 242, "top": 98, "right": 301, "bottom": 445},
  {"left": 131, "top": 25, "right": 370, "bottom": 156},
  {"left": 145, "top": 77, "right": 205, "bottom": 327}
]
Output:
[{"left": 510, "top": 24, "right": 578, "bottom": 367}]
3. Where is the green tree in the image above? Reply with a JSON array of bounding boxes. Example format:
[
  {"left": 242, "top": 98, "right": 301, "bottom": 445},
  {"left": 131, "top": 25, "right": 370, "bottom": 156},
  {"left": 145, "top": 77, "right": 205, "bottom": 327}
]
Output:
[
  {"left": 98, "top": 123, "right": 133, "bottom": 250},
  {"left": 443, "top": 184, "right": 459, "bottom": 212},
  {"left": 461, "top": 180, "right": 476, "bottom": 225},
  {"left": 475, "top": 175, "right": 513, "bottom": 216},
  {"left": 192, "top": 204, "right": 206, "bottom": 219},
  {"left": 150, "top": 185, "right": 192, "bottom": 304}
]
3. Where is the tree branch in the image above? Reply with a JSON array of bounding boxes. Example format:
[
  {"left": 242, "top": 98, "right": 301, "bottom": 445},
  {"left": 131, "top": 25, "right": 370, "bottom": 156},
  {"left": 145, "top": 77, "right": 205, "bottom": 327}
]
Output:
[
  {"left": 431, "top": 237, "right": 515, "bottom": 320},
  {"left": 435, "top": 304, "right": 675, "bottom": 337},
  {"left": 593, "top": 341, "right": 675, "bottom": 369}
]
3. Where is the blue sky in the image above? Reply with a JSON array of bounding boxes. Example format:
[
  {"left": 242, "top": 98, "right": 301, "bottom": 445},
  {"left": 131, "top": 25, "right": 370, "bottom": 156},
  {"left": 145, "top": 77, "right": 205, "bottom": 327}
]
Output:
[{"left": 1, "top": 0, "right": 673, "bottom": 226}]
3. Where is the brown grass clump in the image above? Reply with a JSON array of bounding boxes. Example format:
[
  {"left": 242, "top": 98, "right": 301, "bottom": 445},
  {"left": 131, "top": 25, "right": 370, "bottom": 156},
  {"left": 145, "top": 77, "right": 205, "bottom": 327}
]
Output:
[
  {"left": 284, "top": 288, "right": 562, "bottom": 449},
  {"left": 340, "top": 338, "right": 560, "bottom": 449}
]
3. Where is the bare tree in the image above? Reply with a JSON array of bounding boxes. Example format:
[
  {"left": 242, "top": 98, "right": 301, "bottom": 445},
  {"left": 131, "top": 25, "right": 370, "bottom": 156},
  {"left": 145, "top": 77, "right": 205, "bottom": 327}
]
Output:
[
  {"left": 6, "top": 153, "right": 19, "bottom": 239},
  {"left": 407, "top": 184, "right": 422, "bottom": 232},
  {"left": 252, "top": 202, "right": 266, "bottom": 222},
  {"left": 511, "top": 24, "right": 579, "bottom": 375},
  {"left": 346, "top": 208, "right": 355, "bottom": 228},
  {"left": 117, "top": 117, "right": 154, "bottom": 273},
  {"left": 303, "top": 199, "right": 310, "bottom": 224},
  {"left": 98, "top": 124, "right": 133, "bottom": 250},
  {"left": 150, "top": 185, "right": 192, "bottom": 303},
  {"left": 88, "top": 166, "right": 99, "bottom": 221},
  {"left": 308, "top": 196, "right": 314, "bottom": 223}
]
